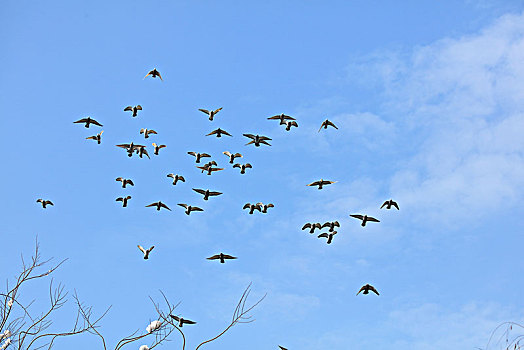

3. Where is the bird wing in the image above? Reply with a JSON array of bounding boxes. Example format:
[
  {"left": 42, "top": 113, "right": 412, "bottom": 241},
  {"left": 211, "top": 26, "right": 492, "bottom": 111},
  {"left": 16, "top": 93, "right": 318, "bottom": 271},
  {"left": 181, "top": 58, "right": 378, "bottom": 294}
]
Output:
[
  {"left": 148, "top": 130, "right": 157, "bottom": 134},
  {"left": 318, "top": 233, "right": 329, "bottom": 238},
  {"left": 126, "top": 196, "right": 132, "bottom": 200},
  {"left": 86, "top": 136, "right": 97, "bottom": 140},
  {"left": 233, "top": 163, "right": 240, "bottom": 168},
  {"left": 156, "top": 71, "right": 163, "bottom": 81},
  {"left": 144, "top": 71, "right": 153, "bottom": 79},
  {"left": 245, "top": 140, "right": 255, "bottom": 146},
  {"left": 74, "top": 118, "right": 89, "bottom": 123},
  {"left": 116, "top": 197, "right": 124, "bottom": 201},
  {"left": 170, "top": 315, "right": 181, "bottom": 322},
  {"left": 206, "top": 129, "right": 218, "bottom": 136},
  {"left": 327, "top": 120, "right": 338, "bottom": 129},
  {"left": 367, "top": 216, "right": 380, "bottom": 222},
  {"left": 46, "top": 201, "right": 54, "bottom": 206},
  {"left": 259, "top": 136, "right": 272, "bottom": 140},
  {"left": 183, "top": 319, "right": 196, "bottom": 324},
  {"left": 266, "top": 203, "right": 274, "bottom": 208},
  {"left": 178, "top": 203, "right": 188, "bottom": 209},
  {"left": 210, "top": 167, "right": 224, "bottom": 172},
  {"left": 179, "top": 176, "right": 185, "bottom": 182},
  {"left": 243, "top": 203, "right": 251, "bottom": 209},
  {"left": 302, "top": 223, "right": 312, "bottom": 230},
  {"left": 213, "top": 107, "right": 223, "bottom": 114},
  {"left": 136, "top": 105, "right": 142, "bottom": 110},
  {"left": 221, "top": 130, "right": 232, "bottom": 136},
  {"left": 140, "top": 128, "right": 146, "bottom": 134},
  {"left": 116, "top": 177, "right": 123, "bottom": 182},
  {"left": 380, "top": 201, "right": 388, "bottom": 209},
  {"left": 160, "top": 203, "right": 171, "bottom": 211},
  {"left": 36, "top": 199, "right": 43, "bottom": 203},
  {"left": 116, "top": 144, "right": 131, "bottom": 149},
  {"left": 321, "top": 180, "right": 336, "bottom": 185},
  {"left": 314, "top": 223, "right": 322, "bottom": 229},
  {"left": 267, "top": 116, "right": 280, "bottom": 120},
  {"left": 158, "top": 145, "right": 166, "bottom": 149},
  {"left": 90, "top": 119, "right": 103, "bottom": 126},
  {"left": 167, "top": 173, "right": 175, "bottom": 178},
  {"left": 333, "top": 221, "right": 340, "bottom": 227},
  {"left": 321, "top": 222, "right": 331, "bottom": 228},
  {"left": 318, "top": 121, "right": 326, "bottom": 132},
  {"left": 350, "top": 214, "right": 364, "bottom": 220},
  {"left": 370, "top": 286, "right": 380, "bottom": 295},
  {"left": 243, "top": 133, "right": 256, "bottom": 140},
  {"left": 188, "top": 151, "right": 197, "bottom": 157},
  {"left": 147, "top": 246, "right": 155, "bottom": 253},
  {"left": 200, "top": 153, "right": 211, "bottom": 158},
  {"left": 223, "top": 151, "right": 232, "bottom": 156},
  {"left": 141, "top": 148, "right": 150, "bottom": 159},
  {"left": 356, "top": 286, "right": 366, "bottom": 295},
  {"left": 207, "top": 255, "right": 220, "bottom": 260},
  {"left": 222, "top": 254, "right": 237, "bottom": 259},
  {"left": 234, "top": 153, "right": 242, "bottom": 157},
  {"left": 392, "top": 201, "right": 399, "bottom": 210},
  {"left": 145, "top": 203, "right": 158, "bottom": 208},
  {"left": 245, "top": 163, "right": 252, "bottom": 168},
  {"left": 193, "top": 188, "right": 206, "bottom": 195},
  {"left": 307, "top": 181, "right": 320, "bottom": 187},
  {"left": 199, "top": 109, "right": 210, "bottom": 115},
  {"left": 290, "top": 121, "right": 298, "bottom": 127},
  {"left": 259, "top": 140, "right": 271, "bottom": 146},
  {"left": 191, "top": 206, "right": 204, "bottom": 212},
  {"left": 124, "top": 106, "right": 133, "bottom": 111},
  {"left": 138, "top": 245, "right": 146, "bottom": 254},
  {"left": 208, "top": 191, "right": 222, "bottom": 196}
]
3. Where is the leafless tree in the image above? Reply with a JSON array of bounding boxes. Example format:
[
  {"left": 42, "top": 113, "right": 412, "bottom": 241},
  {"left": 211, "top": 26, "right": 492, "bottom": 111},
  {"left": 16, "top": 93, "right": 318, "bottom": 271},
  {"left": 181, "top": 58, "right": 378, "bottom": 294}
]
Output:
[{"left": 482, "top": 321, "right": 524, "bottom": 350}]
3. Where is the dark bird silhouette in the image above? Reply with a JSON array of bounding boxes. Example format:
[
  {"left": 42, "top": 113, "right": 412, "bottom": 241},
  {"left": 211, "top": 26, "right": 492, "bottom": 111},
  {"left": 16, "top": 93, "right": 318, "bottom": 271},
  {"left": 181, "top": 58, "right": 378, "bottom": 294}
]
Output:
[
  {"left": 350, "top": 214, "right": 380, "bottom": 227},
  {"left": 278, "top": 346, "right": 288, "bottom": 350},
  {"left": 318, "top": 231, "right": 337, "bottom": 244},
  {"left": 193, "top": 188, "right": 222, "bottom": 200},
  {"left": 116, "top": 196, "right": 131, "bottom": 207},
  {"left": 86, "top": 131, "right": 103, "bottom": 144},
  {"left": 223, "top": 151, "right": 242, "bottom": 164},
  {"left": 144, "top": 68, "right": 163, "bottom": 81},
  {"left": 169, "top": 315, "right": 196, "bottom": 327},
  {"left": 380, "top": 199, "right": 399, "bottom": 210},
  {"left": 135, "top": 145, "right": 150, "bottom": 159},
  {"left": 207, "top": 253, "right": 237, "bottom": 263},
  {"left": 356, "top": 284, "right": 379, "bottom": 296},
  {"left": 140, "top": 128, "right": 157, "bottom": 139},
  {"left": 321, "top": 221, "right": 340, "bottom": 232},
  {"left": 138, "top": 245, "right": 155, "bottom": 259},
  {"left": 197, "top": 165, "right": 224, "bottom": 175},
  {"left": 36, "top": 199, "right": 53, "bottom": 208},
  {"left": 74, "top": 117, "right": 103, "bottom": 128},
  {"left": 318, "top": 119, "right": 338, "bottom": 132},
  {"left": 116, "top": 177, "right": 134, "bottom": 188},
  {"left": 199, "top": 161, "right": 217, "bottom": 173},
  {"left": 206, "top": 128, "right": 232, "bottom": 138},
  {"left": 146, "top": 201, "right": 171, "bottom": 211},
  {"left": 167, "top": 174, "right": 185, "bottom": 185},
  {"left": 199, "top": 107, "right": 223, "bottom": 121},
  {"left": 307, "top": 179, "right": 337, "bottom": 190},
  {"left": 284, "top": 121, "right": 298, "bottom": 131},
  {"left": 152, "top": 143, "right": 166, "bottom": 155},
  {"left": 124, "top": 105, "right": 142, "bottom": 117},
  {"left": 243, "top": 134, "right": 272, "bottom": 147},
  {"left": 233, "top": 163, "right": 252, "bottom": 174},
  {"left": 187, "top": 151, "right": 211, "bottom": 163},
  {"left": 256, "top": 202, "right": 274, "bottom": 213},
  {"left": 301, "top": 223, "right": 322, "bottom": 234},
  {"left": 243, "top": 203, "right": 261, "bottom": 214},
  {"left": 116, "top": 143, "right": 144, "bottom": 157},
  {"left": 178, "top": 204, "right": 203, "bottom": 215},
  {"left": 267, "top": 113, "right": 296, "bottom": 125}
]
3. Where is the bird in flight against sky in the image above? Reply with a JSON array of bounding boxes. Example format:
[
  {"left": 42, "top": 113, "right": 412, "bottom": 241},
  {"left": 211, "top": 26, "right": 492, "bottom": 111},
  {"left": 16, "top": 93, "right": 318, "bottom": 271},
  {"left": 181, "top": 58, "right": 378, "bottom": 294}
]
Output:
[
  {"left": 192, "top": 188, "right": 222, "bottom": 200},
  {"left": 243, "top": 203, "right": 262, "bottom": 214},
  {"left": 243, "top": 134, "right": 272, "bottom": 147},
  {"left": 302, "top": 223, "right": 322, "bottom": 234},
  {"left": 116, "top": 177, "right": 134, "bottom": 188},
  {"left": 206, "top": 128, "right": 232, "bottom": 137},
  {"left": 256, "top": 202, "right": 274, "bottom": 213},
  {"left": 197, "top": 165, "right": 224, "bottom": 175},
  {"left": 167, "top": 174, "right": 185, "bottom": 185},
  {"left": 318, "top": 231, "right": 337, "bottom": 244},
  {"left": 116, "top": 196, "right": 131, "bottom": 207},
  {"left": 356, "top": 284, "right": 380, "bottom": 296},
  {"left": 36, "top": 199, "right": 53, "bottom": 209},
  {"left": 140, "top": 128, "right": 157, "bottom": 139},
  {"left": 284, "top": 120, "right": 298, "bottom": 131},
  {"left": 177, "top": 203, "right": 204, "bottom": 215},
  {"left": 350, "top": 214, "right": 380, "bottom": 227},
  {"left": 223, "top": 151, "right": 242, "bottom": 163},
  {"left": 187, "top": 151, "right": 211, "bottom": 163},
  {"left": 169, "top": 315, "right": 197, "bottom": 327},
  {"left": 86, "top": 130, "right": 103, "bottom": 144},
  {"left": 267, "top": 113, "right": 295, "bottom": 125},
  {"left": 380, "top": 199, "right": 399, "bottom": 210},
  {"left": 199, "top": 107, "right": 223, "bottom": 121},
  {"left": 144, "top": 68, "right": 162, "bottom": 81},
  {"left": 137, "top": 245, "right": 155, "bottom": 260},
  {"left": 318, "top": 119, "right": 338, "bottom": 132},
  {"left": 124, "top": 105, "right": 142, "bottom": 117},
  {"left": 152, "top": 143, "right": 166, "bottom": 155},
  {"left": 233, "top": 163, "right": 252, "bottom": 174},
  {"left": 135, "top": 145, "right": 150, "bottom": 159},
  {"left": 146, "top": 201, "right": 171, "bottom": 211},
  {"left": 207, "top": 253, "right": 237, "bottom": 263},
  {"left": 74, "top": 117, "right": 103, "bottom": 128},
  {"left": 321, "top": 221, "right": 340, "bottom": 232},
  {"left": 307, "top": 179, "right": 337, "bottom": 190}
]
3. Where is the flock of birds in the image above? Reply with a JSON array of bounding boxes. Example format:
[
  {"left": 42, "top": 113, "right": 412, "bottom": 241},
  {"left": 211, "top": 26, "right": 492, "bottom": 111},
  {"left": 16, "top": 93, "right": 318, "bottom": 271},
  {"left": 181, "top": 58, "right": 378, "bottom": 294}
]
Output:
[{"left": 33, "top": 68, "right": 401, "bottom": 349}]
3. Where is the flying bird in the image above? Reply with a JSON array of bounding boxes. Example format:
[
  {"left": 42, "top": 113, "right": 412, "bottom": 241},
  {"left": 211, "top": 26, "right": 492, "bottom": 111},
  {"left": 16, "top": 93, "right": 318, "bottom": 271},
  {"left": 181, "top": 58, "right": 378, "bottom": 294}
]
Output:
[
  {"left": 135, "top": 145, "right": 150, "bottom": 159},
  {"left": 36, "top": 199, "right": 53, "bottom": 209},
  {"left": 256, "top": 202, "right": 274, "bottom": 213},
  {"left": 167, "top": 174, "right": 185, "bottom": 185},
  {"left": 223, "top": 151, "right": 242, "bottom": 163},
  {"left": 243, "top": 134, "right": 272, "bottom": 147},
  {"left": 301, "top": 223, "right": 322, "bottom": 234},
  {"left": 146, "top": 202, "right": 171, "bottom": 211},
  {"left": 116, "top": 196, "right": 131, "bottom": 207},
  {"left": 380, "top": 199, "right": 399, "bottom": 210},
  {"left": 138, "top": 245, "right": 155, "bottom": 260},
  {"left": 140, "top": 128, "right": 157, "bottom": 138},
  {"left": 267, "top": 113, "right": 295, "bottom": 125},
  {"left": 318, "top": 231, "right": 337, "bottom": 244},
  {"left": 193, "top": 188, "right": 222, "bottom": 200},
  {"left": 243, "top": 203, "right": 261, "bottom": 214},
  {"left": 74, "top": 117, "right": 103, "bottom": 128},
  {"left": 169, "top": 315, "right": 197, "bottom": 327},
  {"left": 115, "top": 177, "right": 133, "bottom": 189},
  {"left": 307, "top": 179, "right": 337, "bottom": 190},
  {"left": 199, "top": 161, "right": 217, "bottom": 173},
  {"left": 152, "top": 143, "right": 166, "bottom": 155},
  {"left": 144, "top": 68, "right": 163, "bottom": 81},
  {"left": 321, "top": 221, "right": 340, "bottom": 232},
  {"left": 116, "top": 142, "right": 144, "bottom": 157},
  {"left": 199, "top": 107, "right": 223, "bottom": 121},
  {"left": 318, "top": 119, "right": 338, "bottom": 132},
  {"left": 177, "top": 203, "right": 204, "bottom": 215},
  {"left": 86, "top": 130, "right": 103, "bottom": 144},
  {"left": 124, "top": 105, "right": 142, "bottom": 117},
  {"left": 197, "top": 165, "right": 224, "bottom": 175},
  {"left": 350, "top": 214, "right": 380, "bottom": 227},
  {"left": 206, "top": 128, "right": 232, "bottom": 138},
  {"left": 356, "top": 284, "right": 380, "bottom": 296},
  {"left": 233, "top": 163, "right": 252, "bottom": 174},
  {"left": 187, "top": 151, "right": 211, "bottom": 163},
  {"left": 207, "top": 253, "right": 237, "bottom": 263},
  {"left": 284, "top": 120, "right": 298, "bottom": 131}
]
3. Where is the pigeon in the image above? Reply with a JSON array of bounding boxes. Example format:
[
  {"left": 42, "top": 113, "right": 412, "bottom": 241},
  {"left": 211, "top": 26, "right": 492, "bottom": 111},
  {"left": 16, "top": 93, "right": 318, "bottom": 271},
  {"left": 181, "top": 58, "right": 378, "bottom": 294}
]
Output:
[
  {"left": 187, "top": 151, "right": 211, "bottom": 163},
  {"left": 318, "top": 119, "right": 338, "bottom": 132},
  {"left": 167, "top": 174, "right": 185, "bottom": 185},
  {"left": 36, "top": 199, "right": 53, "bottom": 209},
  {"left": 199, "top": 161, "right": 218, "bottom": 173},
  {"left": 321, "top": 221, "right": 340, "bottom": 232},
  {"left": 318, "top": 231, "right": 337, "bottom": 244},
  {"left": 152, "top": 143, "right": 166, "bottom": 155},
  {"left": 145, "top": 202, "right": 171, "bottom": 211},
  {"left": 199, "top": 107, "right": 223, "bottom": 121},
  {"left": 138, "top": 245, "right": 155, "bottom": 260},
  {"left": 350, "top": 214, "right": 380, "bottom": 227},
  {"left": 233, "top": 163, "right": 252, "bottom": 174},
  {"left": 144, "top": 68, "right": 163, "bottom": 81},
  {"left": 207, "top": 253, "right": 237, "bottom": 263},
  {"left": 380, "top": 199, "right": 399, "bottom": 210},
  {"left": 307, "top": 179, "right": 337, "bottom": 190},
  {"left": 243, "top": 134, "right": 272, "bottom": 147},
  {"left": 135, "top": 145, "right": 150, "bottom": 159},
  {"left": 140, "top": 128, "right": 157, "bottom": 139},
  {"left": 74, "top": 117, "right": 103, "bottom": 128},
  {"left": 169, "top": 315, "right": 197, "bottom": 327},
  {"left": 146, "top": 320, "right": 162, "bottom": 333},
  {"left": 206, "top": 128, "right": 232, "bottom": 137},
  {"left": 267, "top": 113, "right": 295, "bottom": 125},
  {"left": 193, "top": 188, "right": 222, "bottom": 200},
  {"left": 243, "top": 203, "right": 262, "bottom": 214},
  {"left": 116, "top": 196, "right": 131, "bottom": 207},
  {"left": 196, "top": 165, "right": 224, "bottom": 176},
  {"left": 116, "top": 143, "right": 145, "bottom": 157},
  {"left": 301, "top": 223, "right": 322, "bottom": 234},
  {"left": 86, "top": 130, "right": 103, "bottom": 144},
  {"left": 284, "top": 120, "right": 298, "bottom": 131},
  {"left": 124, "top": 105, "right": 142, "bottom": 117},
  {"left": 177, "top": 203, "right": 204, "bottom": 215},
  {"left": 356, "top": 284, "right": 379, "bottom": 296},
  {"left": 223, "top": 151, "right": 243, "bottom": 163},
  {"left": 256, "top": 202, "right": 274, "bottom": 213}
]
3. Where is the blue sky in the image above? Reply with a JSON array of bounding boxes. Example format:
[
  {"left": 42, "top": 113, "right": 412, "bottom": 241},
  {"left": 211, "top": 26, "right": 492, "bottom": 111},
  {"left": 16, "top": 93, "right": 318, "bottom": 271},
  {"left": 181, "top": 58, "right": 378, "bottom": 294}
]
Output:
[{"left": 1, "top": 1, "right": 524, "bottom": 349}]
